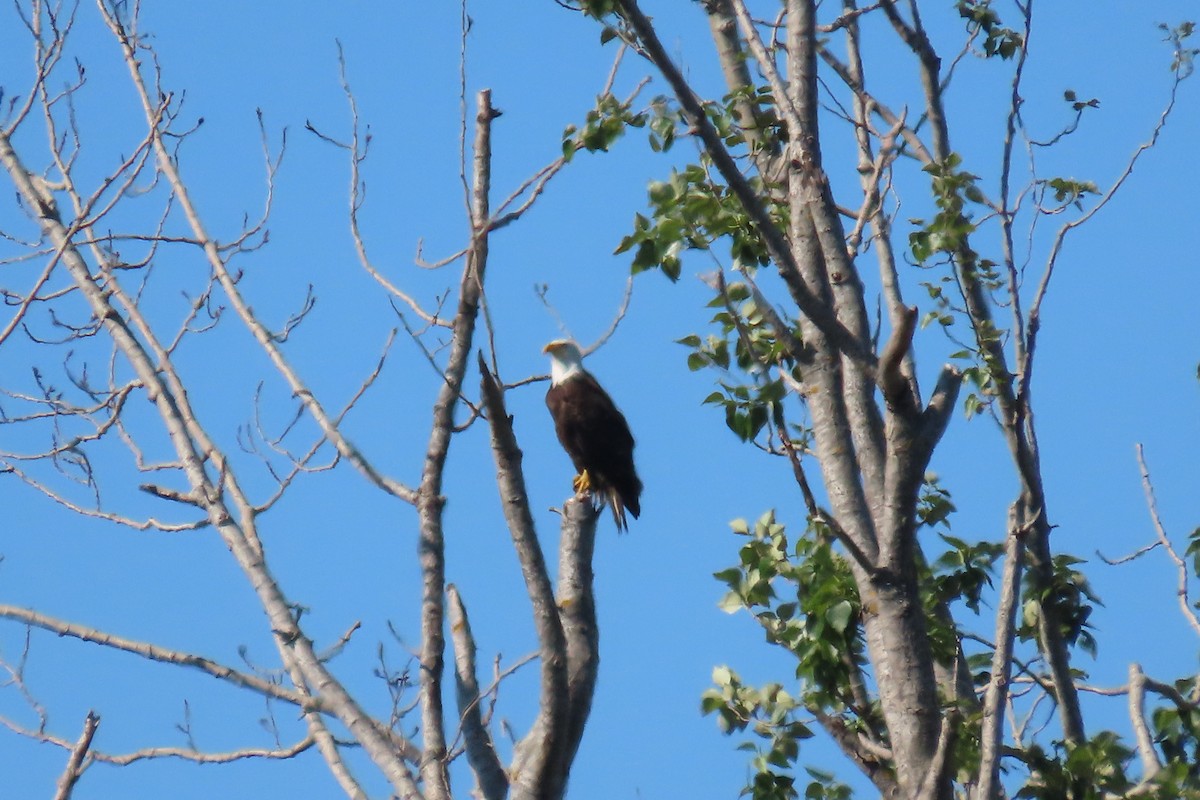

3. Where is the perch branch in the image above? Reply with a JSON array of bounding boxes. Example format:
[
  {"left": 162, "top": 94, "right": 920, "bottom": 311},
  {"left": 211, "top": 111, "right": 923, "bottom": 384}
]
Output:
[{"left": 478, "top": 352, "right": 569, "bottom": 798}]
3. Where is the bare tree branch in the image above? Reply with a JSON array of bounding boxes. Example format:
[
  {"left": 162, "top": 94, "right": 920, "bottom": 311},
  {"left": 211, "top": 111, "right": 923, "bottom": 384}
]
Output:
[
  {"left": 1136, "top": 444, "right": 1200, "bottom": 637},
  {"left": 410, "top": 88, "right": 502, "bottom": 800},
  {"left": 477, "top": 351, "right": 569, "bottom": 799},
  {"left": 554, "top": 495, "right": 601, "bottom": 788},
  {"left": 0, "top": 604, "right": 322, "bottom": 711},
  {"left": 1023, "top": 55, "right": 1189, "bottom": 392},
  {"left": 1128, "top": 663, "right": 1162, "bottom": 782},
  {"left": 2, "top": 5, "right": 611, "bottom": 799},
  {"left": 97, "top": 12, "right": 418, "bottom": 509},
  {"left": 52, "top": 711, "right": 99, "bottom": 800},
  {"left": 6, "top": 9, "right": 431, "bottom": 794},
  {"left": 1, "top": 713, "right": 319, "bottom": 768},
  {"left": 447, "top": 584, "right": 507, "bottom": 800},
  {"left": 978, "top": 503, "right": 1038, "bottom": 800},
  {"left": 311, "top": 42, "right": 450, "bottom": 328}
]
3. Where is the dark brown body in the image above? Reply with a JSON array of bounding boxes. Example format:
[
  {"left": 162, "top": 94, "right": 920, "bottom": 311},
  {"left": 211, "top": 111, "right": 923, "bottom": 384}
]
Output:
[{"left": 545, "top": 371, "right": 642, "bottom": 530}]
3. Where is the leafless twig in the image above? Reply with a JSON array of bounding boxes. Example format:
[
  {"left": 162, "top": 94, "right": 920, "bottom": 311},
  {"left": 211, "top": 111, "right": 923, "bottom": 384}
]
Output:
[
  {"left": 52, "top": 711, "right": 99, "bottom": 800},
  {"left": 1136, "top": 444, "right": 1200, "bottom": 637}
]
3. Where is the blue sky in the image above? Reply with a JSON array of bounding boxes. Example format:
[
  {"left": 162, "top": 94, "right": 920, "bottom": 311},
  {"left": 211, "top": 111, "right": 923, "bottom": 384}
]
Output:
[{"left": 1, "top": 2, "right": 1198, "bottom": 798}]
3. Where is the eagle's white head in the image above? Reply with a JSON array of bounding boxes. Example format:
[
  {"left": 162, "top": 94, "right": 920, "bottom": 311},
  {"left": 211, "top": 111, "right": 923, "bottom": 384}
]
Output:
[{"left": 543, "top": 339, "right": 585, "bottom": 385}]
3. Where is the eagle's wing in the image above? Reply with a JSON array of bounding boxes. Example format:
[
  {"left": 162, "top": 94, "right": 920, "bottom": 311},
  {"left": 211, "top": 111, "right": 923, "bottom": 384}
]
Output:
[{"left": 546, "top": 372, "right": 642, "bottom": 524}]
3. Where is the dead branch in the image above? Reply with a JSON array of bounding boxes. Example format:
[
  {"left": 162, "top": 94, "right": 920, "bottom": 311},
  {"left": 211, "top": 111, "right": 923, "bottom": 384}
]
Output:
[
  {"left": 1128, "top": 663, "right": 1162, "bottom": 781},
  {"left": 553, "top": 495, "right": 601, "bottom": 787},
  {"left": 878, "top": 305, "right": 917, "bottom": 413},
  {"left": 0, "top": 604, "right": 322, "bottom": 711},
  {"left": 478, "top": 351, "right": 569, "bottom": 798},
  {"left": 447, "top": 584, "right": 507, "bottom": 800},
  {"left": 105, "top": 27, "right": 418, "bottom": 508},
  {"left": 977, "top": 502, "right": 1038, "bottom": 800},
  {"left": 316, "top": 42, "right": 449, "bottom": 327},
  {"left": 1136, "top": 444, "right": 1200, "bottom": 637},
  {"left": 52, "top": 711, "right": 99, "bottom": 800},
  {"left": 411, "top": 88, "right": 501, "bottom": 800},
  {"left": 1, "top": 713, "right": 319, "bottom": 768},
  {"left": 1023, "top": 58, "right": 1189, "bottom": 397}
]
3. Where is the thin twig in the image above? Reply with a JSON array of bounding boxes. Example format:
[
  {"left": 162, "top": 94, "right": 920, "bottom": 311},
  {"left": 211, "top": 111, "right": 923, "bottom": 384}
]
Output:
[
  {"left": 0, "top": 604, "right": 321, "bottom": 710},
  {"left": 1136, "top": 444, "right": 1200, "bottom": 637}
]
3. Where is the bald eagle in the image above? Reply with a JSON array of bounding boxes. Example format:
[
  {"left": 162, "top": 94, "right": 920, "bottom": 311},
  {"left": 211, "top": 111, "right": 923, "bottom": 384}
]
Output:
[{"left": 544, "top": 340, "right": 642, "bottom": 531}]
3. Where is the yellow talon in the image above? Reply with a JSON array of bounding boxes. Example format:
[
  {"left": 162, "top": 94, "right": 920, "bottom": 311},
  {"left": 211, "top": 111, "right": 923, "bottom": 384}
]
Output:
[{"left": 573, "top": 469, "right": 593, "bottom": 494}]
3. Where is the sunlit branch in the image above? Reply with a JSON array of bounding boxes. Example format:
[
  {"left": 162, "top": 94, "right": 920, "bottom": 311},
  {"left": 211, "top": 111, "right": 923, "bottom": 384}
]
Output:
[
  {"left": 820, "top": 2, "right": 884, "bottom": 33},
  {"left": 51, "top": 711, "right": 99, "bottom": 800},
  {"left": 487, "top": 72, "right": 647, "bottom": 235},
  {"left": 1, "top": 712, "right": 324, "bottom": 771},
  {"left": 998, "top": 5, "right": 1035, "bottom": 403},
  {"left": 276, "top": 648, "right": 371, "bottom": 800},
  {"left": 1023, "top": 67, "right": 1187, "bottom": 401},
  {"left": 3, "top": 461, "right": 209, "bottom": 531},
  {"left": 581, "top": 275, "right": 634, "bottom": 357},
  {"left": 615, "top": 0, "right": 877, "bottom": 370},
  {"left": 977, "top": 502, "right": 1034, "bottom": 800},
  {"left": 409, "top": 87, "right": 502, "bottom": 800},
  {"left": 1128, "top": 663, "right": 1162, "bottom": 782},
  {"left": 553, "top": 495, "right": 601, "bottom": 790},
  {"left": 100, "top": 736, "right": 318, "bottom": 767},
  {"left": 309, "top": 42, "right": 449, "bottom": 329},
  {"left": 163, "top": 272, "right": 222, "bottom": 355},
  {"left": 219, "top": 109, "right": 284, "bottom": 254},
  {"left": 0, "top": 629, "right": 48, "bottom": 730},
  {"left": 0, "top": 604, "right": 322, "bottom": 710},
  {"left": 1135, "top": 444, "right": 1200, "bottom": 637},
  {"left": 0, "top": 238, "right": 68, "bottom": 347},
  {"left": 816, "top": 44, "right": 934, "bottom": 165},
  {"left": 446, "top": 584, "right": 507, "bottom": 800},
  {"left": 107, "top": 29, "right": 418, "bottom": 509},
  {"left": 478, "top": 352, "right": 569, "bottom": 797},
  {"left": 5, "top": 1, "right": 74, "bottom": 136}
]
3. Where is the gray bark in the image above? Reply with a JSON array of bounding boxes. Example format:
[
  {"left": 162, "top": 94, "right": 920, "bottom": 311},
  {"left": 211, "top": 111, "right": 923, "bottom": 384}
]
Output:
[
  {"left": 626, "top": 1, "right": 971, "bottom": 796},
  {"left": 479, "top": 356, "right": 601, "bottom": 800}
]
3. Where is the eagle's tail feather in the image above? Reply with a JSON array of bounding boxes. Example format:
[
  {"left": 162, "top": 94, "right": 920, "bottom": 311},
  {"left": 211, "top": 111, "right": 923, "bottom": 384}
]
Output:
[{"left": 608, "top": 489, "right": 629, "bottom": 533}]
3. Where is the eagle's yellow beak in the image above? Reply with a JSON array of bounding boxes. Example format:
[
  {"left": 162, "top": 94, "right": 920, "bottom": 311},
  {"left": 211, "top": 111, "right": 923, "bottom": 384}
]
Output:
[{"left": 542, "top": 340, "right": 568, "bottom": 354}]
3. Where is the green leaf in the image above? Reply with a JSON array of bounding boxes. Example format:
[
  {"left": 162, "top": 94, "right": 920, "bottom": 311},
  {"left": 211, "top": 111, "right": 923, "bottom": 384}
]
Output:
[
  {"left": 718, "top": 591, "right": 745, "bottom": 614},
  {"left": 648, "top": 179, "right": 675, "bottom": 204},
  {"left": 825, "top": 600, "right": 854, "bottom": 634},
  {"left": 700, "top": 690, "right": 726, "bottom": 714},
  {"left": 713, "top": 567, "right": 742, "bottom": 586}
]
